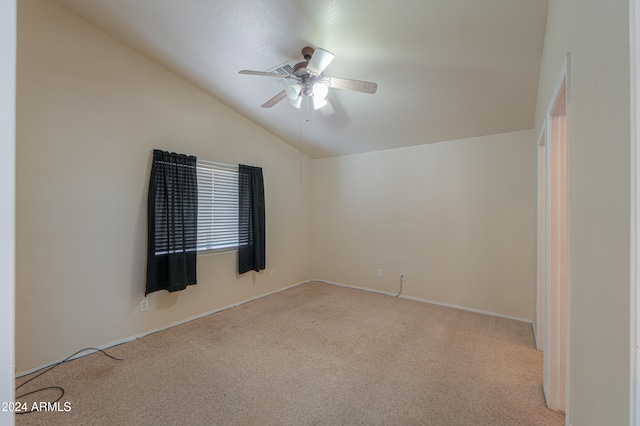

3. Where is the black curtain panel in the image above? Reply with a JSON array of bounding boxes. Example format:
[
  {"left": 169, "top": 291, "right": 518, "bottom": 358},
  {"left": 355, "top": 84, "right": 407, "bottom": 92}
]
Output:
[
  {"left": 146, "top": 150, "right": 198, "bottom": 295},
  {"left": 238, "top": 164, "right": 266, "bottom": 274}
]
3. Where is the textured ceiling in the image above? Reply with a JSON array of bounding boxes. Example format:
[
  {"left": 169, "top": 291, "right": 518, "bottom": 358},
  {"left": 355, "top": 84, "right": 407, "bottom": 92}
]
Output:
[{"left": 56, "top": 0, "right": 548, "bottom": 158}]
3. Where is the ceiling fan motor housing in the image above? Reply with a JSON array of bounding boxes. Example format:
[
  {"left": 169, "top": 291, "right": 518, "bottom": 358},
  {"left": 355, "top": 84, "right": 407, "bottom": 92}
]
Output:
[
  {"left": 293, "top": 61, "right": 318, "bottom": 96},
  {"left": 293, "top": 61, "right": 310, "bottom": 77}
]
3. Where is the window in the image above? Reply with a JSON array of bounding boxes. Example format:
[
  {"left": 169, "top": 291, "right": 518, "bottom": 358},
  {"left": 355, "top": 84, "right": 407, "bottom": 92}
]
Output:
[{"left": 196, "top": 160, "right": 238, "bottom": 252}]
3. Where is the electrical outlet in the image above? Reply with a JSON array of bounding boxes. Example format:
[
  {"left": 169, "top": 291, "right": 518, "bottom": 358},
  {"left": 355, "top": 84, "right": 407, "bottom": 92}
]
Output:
[
  {"left": 400, "top": 272, "right": 406, "bottom": 280},
  {"left": 270, "top": 269, "right": 276, "bottom": 277},
  {"left": 377, "top": 269, "right": 383, "bottom": 278},
  {"left": 140, "top": 299, "right": 149, "bottom": 312}
]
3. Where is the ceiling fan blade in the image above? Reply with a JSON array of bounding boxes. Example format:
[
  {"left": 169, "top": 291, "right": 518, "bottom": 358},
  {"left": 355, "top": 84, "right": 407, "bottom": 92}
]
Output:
[
  {"left": 261, "top": 90, "right": 288, "bottom": 108},
  {"left": 324, "top": 76, "right": 377, "bottom": 94},
  {"left": 319, "top": 98, "right": 335, "bottom": 116},
  {"left": 239, "top": 70, "right": 296, "bottom": 79},
  {"left": 306, "top": 48, "right": 335, "bottom": 74}
]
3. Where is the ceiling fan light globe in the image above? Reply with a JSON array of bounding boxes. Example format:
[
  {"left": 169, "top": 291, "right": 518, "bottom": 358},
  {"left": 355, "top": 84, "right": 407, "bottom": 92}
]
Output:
[
  {"left": 312, "top": 95, "right": 328, "bottom": 110},
  {"left": 285, "top": 84, "right": 302, "bottom": 100},
  {"left": 306, "top": 48, "right": 335, "bottom": 74},
  {"left": 312, "top": 82, "right": 329, "bottom": 99},
  {"left": 290, "top": 96, "right": 303, "bottom": 109}
]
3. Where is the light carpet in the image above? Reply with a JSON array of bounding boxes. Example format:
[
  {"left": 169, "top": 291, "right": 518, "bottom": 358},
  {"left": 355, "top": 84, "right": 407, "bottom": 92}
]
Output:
[{"left": 16, "top": 281, "right": 565, "bottom": 425}]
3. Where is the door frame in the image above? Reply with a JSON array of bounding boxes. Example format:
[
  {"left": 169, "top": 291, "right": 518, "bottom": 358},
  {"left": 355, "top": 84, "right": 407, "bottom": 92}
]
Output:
[
  {"left": 542, "top": 53, "right": 571, "bottom": 416},
  {"left": 630, "top": 0, "right": 640, "bottom": 423},
  {"left": 536, "top": 125, "right": 547, "bottom": 352},
  {"left": 0, "top": 0, "right": 16, "bottom": 424}
]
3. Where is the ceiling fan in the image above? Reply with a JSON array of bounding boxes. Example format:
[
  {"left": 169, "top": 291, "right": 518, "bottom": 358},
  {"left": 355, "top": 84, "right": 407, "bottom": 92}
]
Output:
[{"left": 239, "top": 47, "right": 377, "bottom": 116}]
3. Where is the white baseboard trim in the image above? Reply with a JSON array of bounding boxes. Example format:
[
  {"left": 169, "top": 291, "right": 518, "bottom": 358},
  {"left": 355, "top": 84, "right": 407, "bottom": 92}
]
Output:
[
  {"left": 16, "top": 279, "right": 312, "bottom": 378},
  {"left": 315, "top": 279, "right": 400, "bottom": 297},
  {"left": 314, "top": 279, "right": 534, "bottom": 324}
]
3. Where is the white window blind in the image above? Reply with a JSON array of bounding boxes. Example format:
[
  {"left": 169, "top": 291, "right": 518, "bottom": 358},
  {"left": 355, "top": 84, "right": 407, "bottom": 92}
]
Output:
[{"left": 196, "top": 160, "right": 238, "bottom": 252}]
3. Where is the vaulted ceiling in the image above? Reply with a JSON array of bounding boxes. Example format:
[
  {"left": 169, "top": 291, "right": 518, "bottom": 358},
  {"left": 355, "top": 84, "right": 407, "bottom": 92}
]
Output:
[{"left": 56, "top": 0, "right": 548, "bottom": 158}]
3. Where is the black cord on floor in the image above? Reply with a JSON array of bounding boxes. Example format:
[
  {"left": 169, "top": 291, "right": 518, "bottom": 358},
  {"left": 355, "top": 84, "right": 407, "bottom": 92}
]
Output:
[{"left": 15, "top": 347, "right": 123, "bottom": 415}]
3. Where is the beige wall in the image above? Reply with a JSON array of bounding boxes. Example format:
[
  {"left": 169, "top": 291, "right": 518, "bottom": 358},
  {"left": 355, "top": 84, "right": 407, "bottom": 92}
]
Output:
[
  {"left": 312, "top": 130, "right": 537, "bottom": 320},
  {"left": 535, "top": 0, "right": 630, "bottom": 424},
  {"left": 16, "top": 0, "right": 313, "bottom": 372}
]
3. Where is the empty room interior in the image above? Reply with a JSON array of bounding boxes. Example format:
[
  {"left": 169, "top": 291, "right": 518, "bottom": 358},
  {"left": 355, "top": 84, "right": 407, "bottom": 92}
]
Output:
[{"left": 3, "top": 0, "right": 635, "bottom": 424}]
